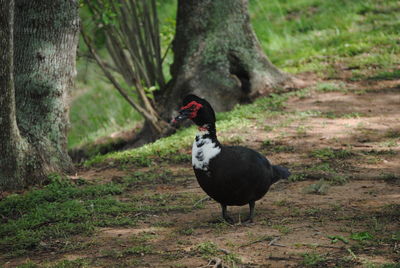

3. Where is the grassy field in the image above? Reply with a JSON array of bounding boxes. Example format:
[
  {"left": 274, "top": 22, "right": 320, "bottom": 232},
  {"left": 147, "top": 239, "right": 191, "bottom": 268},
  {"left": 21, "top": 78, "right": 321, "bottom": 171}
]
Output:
[
  {"left": 250, "top": 0, "right": 399, "bottom": 75},
  {"left": 1, "top": 0, "right": 399, "bottom": 267}
]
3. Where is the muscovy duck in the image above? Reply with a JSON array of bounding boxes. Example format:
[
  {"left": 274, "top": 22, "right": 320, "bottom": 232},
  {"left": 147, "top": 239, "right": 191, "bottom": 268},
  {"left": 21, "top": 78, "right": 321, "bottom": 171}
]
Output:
[{"left": 172, "top": 94, "right": 290, "bottom": 223}]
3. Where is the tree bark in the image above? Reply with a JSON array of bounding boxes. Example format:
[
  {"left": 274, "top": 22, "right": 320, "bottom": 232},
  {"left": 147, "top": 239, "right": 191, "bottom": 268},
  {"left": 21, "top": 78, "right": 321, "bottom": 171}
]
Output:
[
  {"left": 0, "top": 0, "right": 28, "bottom": 189},
  {"left": 159, "top": 0, "right": 294, "bottom": 118},
  {"left": 0, "top": 0, "right": 79, "bottom": 190}
]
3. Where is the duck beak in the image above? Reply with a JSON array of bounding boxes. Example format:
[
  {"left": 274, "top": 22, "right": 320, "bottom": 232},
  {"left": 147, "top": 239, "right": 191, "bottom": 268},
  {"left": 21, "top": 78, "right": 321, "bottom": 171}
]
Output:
[{"left": 170, "top": 109, "right": 191, "bottom": 125}]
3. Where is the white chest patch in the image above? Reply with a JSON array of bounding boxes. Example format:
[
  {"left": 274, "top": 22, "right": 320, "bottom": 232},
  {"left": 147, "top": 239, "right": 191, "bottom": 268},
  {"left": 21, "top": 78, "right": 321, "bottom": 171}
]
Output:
[{"left": 192, "top": 131, "right": 221, "bottom": 171}]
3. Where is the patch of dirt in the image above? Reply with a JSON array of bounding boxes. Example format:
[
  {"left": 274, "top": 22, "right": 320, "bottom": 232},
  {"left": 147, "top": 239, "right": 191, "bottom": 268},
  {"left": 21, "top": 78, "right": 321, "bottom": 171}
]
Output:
[
  {"left": 70, "top": 166, "right": 129, "bottom": 182},
  {"left": 2, "top": 79, "right": 399, "bottom": 268},
  {"left": 99, "top": 227, "right": 163, "bottom": 238}
]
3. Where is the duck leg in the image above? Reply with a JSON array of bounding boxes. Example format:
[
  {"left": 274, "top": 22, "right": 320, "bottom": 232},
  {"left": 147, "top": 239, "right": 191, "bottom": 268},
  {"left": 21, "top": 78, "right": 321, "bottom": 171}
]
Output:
[
  {"left": 221, "top": 204, "right": 234, "bottom": 224},
  {"left": 243, "top": 201, "right": 255, "bottom": 223}
]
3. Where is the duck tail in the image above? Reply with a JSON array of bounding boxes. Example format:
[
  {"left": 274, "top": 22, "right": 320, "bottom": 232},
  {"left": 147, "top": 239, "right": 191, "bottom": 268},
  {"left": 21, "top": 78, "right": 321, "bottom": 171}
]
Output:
[{"left": 272, "top": 165, "right": 291, "bottom": 183}]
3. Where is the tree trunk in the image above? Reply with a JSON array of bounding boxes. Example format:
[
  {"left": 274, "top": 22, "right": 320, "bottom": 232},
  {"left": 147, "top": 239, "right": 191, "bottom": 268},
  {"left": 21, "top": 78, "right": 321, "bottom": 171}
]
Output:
[
  {"left": 159, "top": 0, "right": 294, "bottom": 118},
  {"left": 0, "top": 0, "right": 79, "bottom": 190},
  {"left": 0, "top": 0, "right": 28, "bottom": 189}
]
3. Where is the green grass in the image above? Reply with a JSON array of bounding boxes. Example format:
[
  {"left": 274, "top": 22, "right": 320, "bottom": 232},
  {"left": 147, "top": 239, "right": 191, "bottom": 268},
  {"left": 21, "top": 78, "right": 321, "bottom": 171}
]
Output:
[
  {"left": 196, "top": 241, "right": 219, "bottom": 257},
  {"left": 262, "top": 139, "right": 295, "bottom": 153},
  {"left": 310, "top": 148, "right": 353, "bottom": 161},
  {"left": 178, "top": 227, "right": 195, "bottom": 236},
  {"left": 321, "top": 111, "right": 364, "bottom": 119},
  {"left": 301, "top": 252, "right": 326, "bottom": 267},
  {"left": 122, "top": 170, "right": 174, "bottom": 185},
  {"left": 382, "top": 264, "right": 400, "bottom": 268},
  {"left": 272, "top": 224, "right": 292, "bottom": 235},
  {"left": 315, "top": 82, "right": 347, "bottom": 92},
  {"left": 290, "top": 163, "right": 348, "bottom": 185},
  {"left": 0, "top": 173, "right": 200, "bottom": 257},
  {"left": 250, "top": 0, "right": 400, "bottom": 76},
  {"left": 370, "top": 69, "right": 400, "bottom": 80},
  {"left": 84, "top": 124, "right": 195, "bottom": 167},
  {"left": 327, "top": 235, "right": 349, "bottom": 244},
  {"left": 0, "top": 176, "right": 126, "bottom": 256},
  {"left": 350, "top": 231, "right": 374, "bottom": 241},
  {"left": 302, "top": 180, "right": 330, "bottom": 195}
]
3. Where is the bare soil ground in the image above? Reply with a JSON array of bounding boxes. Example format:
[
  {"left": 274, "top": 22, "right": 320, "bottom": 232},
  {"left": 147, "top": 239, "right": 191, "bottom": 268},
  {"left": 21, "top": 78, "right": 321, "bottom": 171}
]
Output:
[{"left": 3, "top": 78, "right": 400, "bottom": 267}]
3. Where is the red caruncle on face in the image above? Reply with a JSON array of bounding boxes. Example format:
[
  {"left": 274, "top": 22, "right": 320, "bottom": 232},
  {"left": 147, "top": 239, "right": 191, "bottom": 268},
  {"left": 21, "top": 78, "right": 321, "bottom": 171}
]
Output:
[{"left": 180, "top": 101, "right": 203, "bottom": 119}]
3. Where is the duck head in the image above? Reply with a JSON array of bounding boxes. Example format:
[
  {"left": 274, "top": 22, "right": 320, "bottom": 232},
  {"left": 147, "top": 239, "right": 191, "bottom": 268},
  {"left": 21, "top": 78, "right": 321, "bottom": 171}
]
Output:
[{"left": 172, "top": 94, "right": 216, "bottom": 128}]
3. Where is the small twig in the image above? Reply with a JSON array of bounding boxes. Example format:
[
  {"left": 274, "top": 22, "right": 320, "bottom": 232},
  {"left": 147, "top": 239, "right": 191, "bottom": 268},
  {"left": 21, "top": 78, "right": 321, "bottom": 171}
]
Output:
[
  {"left": 240, "top": 235, "right": 273, "bottom": 248},
  {"left": 268, "top": 237, "right": 280, "bottom": 246},
  {"left": 193, "top": 196, "right": 211, "bottom": 208},
  {"left": 268, "top": 236, "right": 286, "bottom": 247},
  {"left": 272, "top": 243, "right": 286, "bottom": 247}
]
